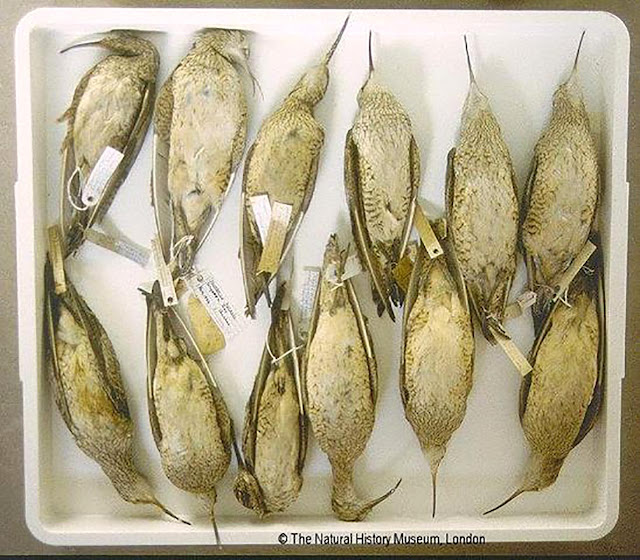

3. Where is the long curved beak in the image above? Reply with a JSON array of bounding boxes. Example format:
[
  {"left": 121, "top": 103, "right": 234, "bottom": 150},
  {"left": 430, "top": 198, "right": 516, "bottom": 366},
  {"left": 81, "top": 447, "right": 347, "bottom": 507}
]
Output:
[
  {"left": 322, "top": 13, "right": 350, "bottom": 65},
  {"left": 571, "top": 30, "right": 587, "bottom": 74},
  {"left": 464, "top": 34, "right": 477, "bottom": 86},
  {"left": 60, "top": 32, "right": 109, "bottom": 54},
  {"left": 236, "top": 56, "right": 263, "bottom": 99},
  {"left": 368, "top": 30, "right": 375, "bottom": 76}
]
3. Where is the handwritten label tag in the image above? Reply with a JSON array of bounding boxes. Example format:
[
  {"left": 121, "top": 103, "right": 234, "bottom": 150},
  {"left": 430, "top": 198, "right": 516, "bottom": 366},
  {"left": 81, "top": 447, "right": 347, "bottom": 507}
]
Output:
[
  {"left": 553, "top": 240, "right": 597, "bottom": 302},
  {"left": 81, "top": 146, "right": 124, "bottom": 207},
  {"left": 414, "top": 205, "right": 443, "bottom": 259},
  {"left": 47, "top": 225, "right": 66, "bottom": 294},
  {"left": 185, "top": 269, "right": 244, "bottom": 340},
  {"left": 393, "top": 253, "right": 415, "bottom": 295},
  {"left": 250, "top": 194, "right": 272, "bottom": 245},
  {"left": 151, "top": 236, "right": 177, "bottom": 307},
  {"left": 504, "top": 290, "right": 537, "bottom": 321},
  {"left": 85, "top": 228, "right": 150, "bottom": 266},
  {"left": 490, "top": 326, "right": 532, "bottom": 376},
  {"left": 299, "top": 266, "right": 320, "bottom": 336},
  {"left": 257, "top": 201, "right": 292, "bottom": 275}
]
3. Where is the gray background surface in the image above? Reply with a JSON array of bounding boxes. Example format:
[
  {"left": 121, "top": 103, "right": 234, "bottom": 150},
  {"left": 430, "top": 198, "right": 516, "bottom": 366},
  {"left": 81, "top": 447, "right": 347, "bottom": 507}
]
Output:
[{"left": 1, "top": 0, "right": 637, "bottom": 555}]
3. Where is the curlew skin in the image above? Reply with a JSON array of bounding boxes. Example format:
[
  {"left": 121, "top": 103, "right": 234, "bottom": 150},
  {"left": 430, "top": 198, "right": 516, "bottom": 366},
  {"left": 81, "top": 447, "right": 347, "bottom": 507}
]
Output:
[
  {"left": 401, "top": 236, "right": 474, "bottom": 516},
  {"left": 59, "top": 31, "right": 158, "bottom": 254},
  {"left": 154, "top": 29, "right": 250, "bottom": 273},
  {"left": 240, "top": 72, "right": 326, "bottom": 318},
  {"left": 44, "top": 264, "right": 180, "bottom": 520},
  {"left": 303, "top": 235, "right": 398, "bottom": 521},
  {"left": 240, "top": 17, "right": 349, "bottom": 318},
  {"left": 345, "top": 47, "right": 419, "bottom": 319},
  {"left": 448, "top": 77, "right": 519, "bottom": 341},
  {"left": 234, "top": 284, "right": 306, "bottom": 516},
  {"left": 521, "top": 67, "right": 599, "bottom": 330},
  {"left": 145, "top": 286, "right": 232, "bottom": 536},
  {"left": 485, "top": 251, "right": 604, "bottom": 515}
]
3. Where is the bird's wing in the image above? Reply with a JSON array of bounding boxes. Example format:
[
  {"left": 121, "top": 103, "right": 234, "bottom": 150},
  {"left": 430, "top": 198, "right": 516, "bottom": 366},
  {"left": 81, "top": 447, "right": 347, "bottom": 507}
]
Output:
[
  {"left": 444, "top": 147, "right": 456, "bottom": 231},
  {"left": 399, "top": 242, "right": 426, "bottom": 408},
  {"left": 301, "top": 255, "right": 324, "bottom": 413},
  {"left": 242, "top": 331, "right": 274, "bottom": 471},
  {"left": 58, "top": 63, "right": 96, "bottom": 246},
  {"left": 43, "top": 260, "right": 77, "bottom": 433},
  {"left": 144, "top": 287, "right": 163, "bottom": 446},
  {"left": 397, "top": 135, "right": 420, "bottom": 262},
  {"left": 151, "top": 73, "right": 175, "bottom": 261},
  {"left": 69, "top": 282, "right": 131, "bottom": 420},
  {"left": 286, "top": 308, "right": 308, "bottom": 475},
  {"left": 239, "top": 142, "right": 262, "bottom": 318},
  {"left": 521, "top": 157, "right": 539, "bottom": 290},
  {"left": 345, "top": 278, "right": 378, "bottom": 407},
  {"left": 153, "top": 72, "right": 175, "bottom": 143},
  {"left": 344, "top": 129, "right": 394, "bottom": 321},
  {"left": 572, "top": 241, "right": 605, "bottom": 447}
]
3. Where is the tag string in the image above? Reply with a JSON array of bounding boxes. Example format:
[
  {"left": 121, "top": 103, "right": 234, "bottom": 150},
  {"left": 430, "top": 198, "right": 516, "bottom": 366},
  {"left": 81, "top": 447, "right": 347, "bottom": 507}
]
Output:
[
  {"left": 484, "top": 311, "right": 508, "bottom": 338},
  {"left": 265, "top": 338, "right": 303, "bottom": 365},
  {"left": 326, "top": 273, "right": 344, "bottom": 291},
  {"left": 66, "top": 166, "right": 89, "bottom": 212},
  {"left": 535, "top": 281, "right": 572, "bottom": 309},
  {"left": 170, "top": 234, "right": 194, "bottom": 268},
  {"left": 557, "top": 288, "right": 572, "bottom": 308}
]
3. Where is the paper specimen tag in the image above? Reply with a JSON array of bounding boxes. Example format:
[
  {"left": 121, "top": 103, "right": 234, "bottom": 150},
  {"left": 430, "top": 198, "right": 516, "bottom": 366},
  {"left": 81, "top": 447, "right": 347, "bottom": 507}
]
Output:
[
  {"left": 490, "top": 326, "right": 533, "bottom": 376},
  {"left": 47, "top": 225, "right": 66, "bottom": 294},
  {"left": 393, "top": 253, "right": 415, "bottom": 295},
  {"left": 185, "top": 269, "right": 245, "bottom": 340},
  {"left": 257, "top": 201, "right": 293, "bottom": 274},
  {"left": 151, "top": 236, "right": 177, "bottom": 307},
  {"left": 553, "top": 240, "right": 597, "bottom": 302},
  {"left": 85, "top": 228, "right": 150, "bottom": 266},
  {"left": 81, "top": 146, "right": 124, "bottom": 207},
  {"left": 414, "top": 205, "right": 443, "bottom": 259},
  {"left": 299, "top": 266, "right": 320, "bottom": 336},
  {"left": 250, "top": 194, "right": 272, "bottom": 245},
  {"left": 504, "top": 290, "right": 537, "bottom": 321}
]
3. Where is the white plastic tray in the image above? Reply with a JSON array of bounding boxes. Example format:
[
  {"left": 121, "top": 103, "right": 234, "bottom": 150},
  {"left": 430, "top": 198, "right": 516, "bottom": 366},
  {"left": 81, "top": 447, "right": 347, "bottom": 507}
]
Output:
[{"left": 15, "top": 8, "right": 629, "bottom": 546}]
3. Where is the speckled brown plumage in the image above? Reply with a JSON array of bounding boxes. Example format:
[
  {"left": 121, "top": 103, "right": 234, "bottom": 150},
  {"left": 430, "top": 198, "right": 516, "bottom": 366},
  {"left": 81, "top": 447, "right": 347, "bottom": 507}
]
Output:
[
  {"left": 154, "top": 29, "right": 250, "bottom": 273},
  {"left": 240, "top": 17, "right": 348, "bottom": 318},
  {"left": 400, "top": 234, "right": 474, "bottom": 517},
  {"left": 59, "top": 31, "right": 158, "bottom": 254},
  {"left": 521, "top": 37, "right": 599, "bottom": 330},
  {"left": 303, "top": 235, "right": 399, "bottom": 521},
  {"left": 485, "top": 252, "right": 603, "bottom": 515},
  {"left": 145, "top": 286, "right": 232, "bottom": 538},
  {"left": 447, "top": 42, "right": 518, "bottom": 341},
  {"left": 345, "top": 37, "right": 419, "bottom": 320},
  {"left": 234, "top": 284, "right": 306, "bottom": 516},
  {"left": 44, "top": 264, "right": 181, "bottom": 521}
]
